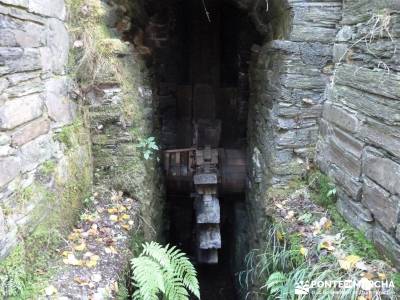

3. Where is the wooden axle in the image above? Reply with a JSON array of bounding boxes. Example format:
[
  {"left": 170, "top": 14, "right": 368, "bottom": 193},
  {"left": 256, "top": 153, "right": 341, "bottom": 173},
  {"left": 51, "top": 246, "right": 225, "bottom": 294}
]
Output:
[{"left": 163, "top": 148, "right": 246, "bottom": 195}]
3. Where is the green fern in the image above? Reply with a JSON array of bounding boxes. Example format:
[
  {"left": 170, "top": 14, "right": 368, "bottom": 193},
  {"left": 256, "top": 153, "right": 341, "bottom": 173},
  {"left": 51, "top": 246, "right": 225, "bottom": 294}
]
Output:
[
  {"left": 265, "top": 272, "right": 287, "bottom": 296},
  {"left": 131, "top": 242, "right": 200, "bottom": 300}
]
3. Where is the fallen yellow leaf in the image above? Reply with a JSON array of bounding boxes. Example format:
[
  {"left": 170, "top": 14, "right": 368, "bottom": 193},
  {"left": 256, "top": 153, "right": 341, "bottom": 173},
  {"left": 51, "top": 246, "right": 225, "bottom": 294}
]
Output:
[
  {"left": 363, "top": 272, "right": 375, "bottom": 280},
  {"left": 74, "top": 242, "right": 86, "bottom": 252},
  {"left": 377, "top": 273, "right": 386, "bottom": 280},
  {"left": 322, "top": 219, "right": 333, "bottom": 230},
  {"left": 68, "top": 232, "right": 80, "bottom": 241},
  {"left": 85, "top": 258, "right": 98, "bottom": 268},
  {"left": 63, "top": 253, "right": 83, "bottom": 266},
  {"left": 118, "top": 205, "right": 127, "bottom": 212},
  {"left": 339, "top": 255, "right": 362, "bottom": 270},
  {"left": 319, "top": 240, "right": 335, "bottom": 251},
  {"left": 74, "top": 277, "right": 89, "bottom": 286},
  {"left": 105, "top": 246, "right": 118, "bottom": 255},
  {"left": 45, "top": 285, "right": 57, "bottom": 296},
  {"left": 121, "top": 214, "right": 130, "bottom": 220},
  {"left": 108, "top": 208, "right": 118, "bottom": 214},
  {"left": 121, "top": 224, "right": 130, "bottom": 230},
  {"left": 109, "top": 215, "right": 118, "bottom": 222},
  {"left": 92, "top": 255, "right": 100, "bottom": 261},
  {"left": 277, "top": 231, "right": 285, "bottom": 241},
  {"left": 339, "top": 259, "right": 351, "bottom": 271},
  {"left": 300, "top": 247, "right": 308, "bottom": 257}
]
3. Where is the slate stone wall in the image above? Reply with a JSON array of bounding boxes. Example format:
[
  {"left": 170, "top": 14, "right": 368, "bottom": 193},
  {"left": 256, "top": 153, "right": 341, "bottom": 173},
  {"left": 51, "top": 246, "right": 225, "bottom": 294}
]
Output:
[
  {"left": 247, "top": 0, "right": 342, "bottom": 192},
  {"left": 316, "top": 1, "right": 400, "bottom": 267},
  {"left": 244, "top": 0, "right": 341, "bottom": 242},
  {"left": 0, "top": 0, "right": 93, "bottom": 259},
  {"left": 83, "top": 0, "right": 166, "bottom": 242},
  {"left": 233, "top": 0, "right": 342, "bottom": 288}
]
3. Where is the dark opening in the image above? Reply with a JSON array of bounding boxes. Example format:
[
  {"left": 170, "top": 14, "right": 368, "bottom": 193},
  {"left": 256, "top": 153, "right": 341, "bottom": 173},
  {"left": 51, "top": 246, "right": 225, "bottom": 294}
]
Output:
[{"left": 141, "top": 0, "right": 261, "bottom": 298}]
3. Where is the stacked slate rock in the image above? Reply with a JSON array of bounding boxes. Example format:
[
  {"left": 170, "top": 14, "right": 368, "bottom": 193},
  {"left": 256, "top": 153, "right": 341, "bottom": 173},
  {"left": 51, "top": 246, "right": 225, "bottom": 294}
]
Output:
[{"left": 193, "top": 147, "right": 221, "bottom": 264}]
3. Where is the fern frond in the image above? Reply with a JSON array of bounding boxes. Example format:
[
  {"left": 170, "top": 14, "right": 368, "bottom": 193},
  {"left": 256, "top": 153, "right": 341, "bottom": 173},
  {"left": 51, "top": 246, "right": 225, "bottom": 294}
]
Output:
[
  {"left": 172, "top": 252, "right": 200, "bottom": 298},
  {"left": 265, "top": 271, "right": 287, "bottom": 295},
  {"left": 131, "top": 256, "right": 164, "bottom": 300},
  {"left": 163, "top": 271, "right": 190, "bottom": 300},
  {"left": 131, "top": 242, "right": 200, "bottom": 300},
  {"left": 142, "top": 242, "right": 174, "bottom": 272}
]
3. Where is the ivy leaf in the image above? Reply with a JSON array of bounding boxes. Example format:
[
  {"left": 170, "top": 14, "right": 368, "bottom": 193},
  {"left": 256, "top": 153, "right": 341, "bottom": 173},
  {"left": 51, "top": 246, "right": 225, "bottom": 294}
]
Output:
[
  {"left": 149, "top": 143, "right": 159, "bottom": 150},
  {"left": 327, "top": 188, "right": 337, "bottom": 197},
  {"left": 144, "top": 152, "right": 150, "bottom": 160}
]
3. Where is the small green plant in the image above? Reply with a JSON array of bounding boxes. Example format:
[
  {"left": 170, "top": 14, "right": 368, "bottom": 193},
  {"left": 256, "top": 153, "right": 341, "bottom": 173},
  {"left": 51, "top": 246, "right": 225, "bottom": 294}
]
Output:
[
  {"left": 327, "top": 206, "right": 380, "bottom": 259},
  {"left": 326, "top": 186, "right": 336, "bottom": 198},
  {"left": 136, "top": 137, "right": 159, "bottom": 160},
  {"left": 131, "top": 242, "right": 200, "bottom": 300},
  {"left": 0, "top": 226, "right": 63, "bottom": 298},
  {"left": 56, "top": 121, "right": 81, "bottom": 150},
  {"left": 298, "top": 213, "right": 313, "bottom": 224},
  {"left": 0, "top": 246, "right": 26, "bottom": 297},
  {"left": 308, "top": 171, "right": 337, "bottom": 207},
  {"left": 83, "top": 195, "right": 95, "bottom": 208},
  {"left": 40, "top": 160, "right": 56, "bottom": 176},
  {"left": 239, "top": 223, "right": 362, "bottom": 300}
]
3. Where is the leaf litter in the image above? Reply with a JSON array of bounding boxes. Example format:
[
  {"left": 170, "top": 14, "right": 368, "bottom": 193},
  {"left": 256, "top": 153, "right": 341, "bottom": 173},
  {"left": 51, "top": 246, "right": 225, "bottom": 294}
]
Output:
[{"left": 44, "top": 189, "right": 140, "bottom": 299}]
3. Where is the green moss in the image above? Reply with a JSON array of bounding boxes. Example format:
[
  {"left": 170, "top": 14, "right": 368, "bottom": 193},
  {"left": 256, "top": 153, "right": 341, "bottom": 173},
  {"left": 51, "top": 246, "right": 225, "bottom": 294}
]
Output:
[
  {"left": 56, "top": 120, "right": 83, "bottom": 150},
  {"left": 0, "top": 223, "right": 63, "bottom": 298},
  {"left": 266, "top": 178, "right": 303, "bottom": 200},
  {"left": 39, "top": 160, "right": 56, "bottom": 176},
  {"left": 0, "top": 117, "right": 92, "bottom": 298},
  {"left": 8, "top": 183, "right": 56, "bottom": 214},
  {"left": 0, "top": 245, "right": 26, "bottom": 297},
  {"left": 327, "top": 205, "right": 380, "bottom": 260},
  {"left": 392, "top": 273, "right": 400, "bottom": 288},
  {"left": 15, "top": 185, "right": 34, "bottom": 205},
  {"left": 59, "top": 150, "right": 92, "bottom": 228},
  {"left": 116, "top": 283, "right": 130, "bottom": 300}
]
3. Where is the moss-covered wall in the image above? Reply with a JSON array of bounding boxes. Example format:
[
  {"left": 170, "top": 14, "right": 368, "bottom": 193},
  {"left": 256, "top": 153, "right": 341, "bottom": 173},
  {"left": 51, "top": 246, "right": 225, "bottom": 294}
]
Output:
[
  {"left": 0, "top": 0, "right": 93, "bottom": 265},
  {"left": 1, "top": 0, "right": 165, "bottom": 296},
  {"left": 68, "top": 0, "right": 165, "bottom": 242}
]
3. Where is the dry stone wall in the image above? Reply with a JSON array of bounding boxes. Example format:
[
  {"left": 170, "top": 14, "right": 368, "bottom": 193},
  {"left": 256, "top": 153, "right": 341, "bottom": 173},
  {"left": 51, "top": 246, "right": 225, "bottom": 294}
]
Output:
[
  {"left": 0, "top": 0, "right": 92, "bottom": 259},
  {"left": 316, "top": 1, "right": 400, "bottom": 267},
  {"left": 233, "top": 0, "right": 342, "bottom": 287},
  {"left": 247, "top": 0, "right": 342, "bottom": 190},
  {"left": 82, "top": 0, "right": 166, "bottom": 242},
  {"left": 244, "top": 0, "right": 341, "bottom": 253}
]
